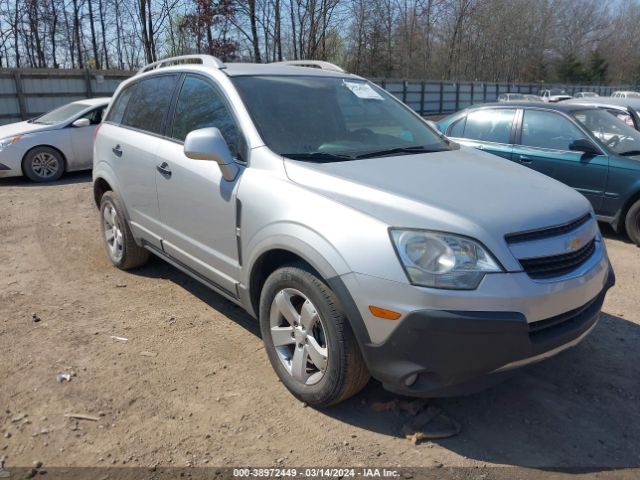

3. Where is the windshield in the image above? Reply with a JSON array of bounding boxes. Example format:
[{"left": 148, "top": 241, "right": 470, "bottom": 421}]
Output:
[
  {"left": 572, "top": 108, "right": 640, "bottom": 155},
  {"left": 231, "top": 76, "right": 450, "bottom": 160},
  {"left": 580, "top": 92, "right": 597, "bottom": 97},
  {"left": 34, "top": 103, "right": 88, "bottom": 125}
]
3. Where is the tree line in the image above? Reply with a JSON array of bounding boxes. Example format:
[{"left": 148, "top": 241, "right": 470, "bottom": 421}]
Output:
[{"left": 1, "top": 0, "right": 639, "bottom": 84}]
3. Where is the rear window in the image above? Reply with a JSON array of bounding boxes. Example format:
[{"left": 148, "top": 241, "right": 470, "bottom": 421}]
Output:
[{"left": 119, "top": 75, "right": 178, "bottom": 135}]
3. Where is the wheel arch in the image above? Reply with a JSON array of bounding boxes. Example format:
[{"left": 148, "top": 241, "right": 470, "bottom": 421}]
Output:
[
  {"left": 93, "top": 176, "right": 113, "bottom": 208},
  {"left": 618, "top": 188, "right": 640, "bottom": 233},
  {"left": 243, "top": 236, "right": 373, "bottom": 353}
]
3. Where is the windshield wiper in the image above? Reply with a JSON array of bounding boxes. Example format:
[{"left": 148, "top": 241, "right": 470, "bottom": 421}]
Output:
[
  {"left": 353, "top": 145, "right": 446, "bottom": 159},
  {"left": 619, "top": 150, "right": 640, "bottom": 156},
  {"left": 282, "top": 152, "right": 355, "bottom": 162}
]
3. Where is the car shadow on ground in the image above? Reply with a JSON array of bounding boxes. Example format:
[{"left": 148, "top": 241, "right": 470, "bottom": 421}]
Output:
[
  {"left": 130, "top": 255, "right": 260, "bottom": 337},
  {"left": 326, "top": 311, "right": 640, "bottom": 470},
  {"left": 0, "top": 171, "right": 91, "bottom": 187},
  {"left": 131, "top": 251, "right": 639, "bottom": 471}
]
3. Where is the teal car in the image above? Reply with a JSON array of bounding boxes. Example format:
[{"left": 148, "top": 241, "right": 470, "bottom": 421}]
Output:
[{"left": 437, "top": 102, "right": 640, "bottom": 245}]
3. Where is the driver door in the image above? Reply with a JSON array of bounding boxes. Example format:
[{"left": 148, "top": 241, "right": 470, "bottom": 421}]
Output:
[
  {"left": 512, "top": 109, "right": 608, "bottom": 210},
  {"left": 155, "top": 74, "right": 246, "bottom": 295},
  {"left": 70, "top": 106, "right": 106, "bottom": 168}
]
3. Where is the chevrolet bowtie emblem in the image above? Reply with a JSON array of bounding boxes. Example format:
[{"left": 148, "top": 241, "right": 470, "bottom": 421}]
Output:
[{"left": 568, "top": 237, "right": 583, "bottom": 251}]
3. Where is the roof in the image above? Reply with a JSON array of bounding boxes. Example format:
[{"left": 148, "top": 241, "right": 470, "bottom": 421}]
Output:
[
  {"left": 74, "top": 97, "right": 111, "bottom": 106},
  {"left": 564, "top": 97, "right": 640, "bottom": 109},
  {"left": 467, "top": 101, "right": 601, "bottom": 113},
  {"left": 223, "top": 62, "right": 358, "bottom": 79}
]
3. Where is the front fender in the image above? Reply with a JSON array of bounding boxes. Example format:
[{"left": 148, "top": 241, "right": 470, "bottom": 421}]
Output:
[
  {"left": 241, "top": 223, "right": 374, "bottom": 348},
  {"left": 242, "top": 222, "right": 351, "bottom": 288}
]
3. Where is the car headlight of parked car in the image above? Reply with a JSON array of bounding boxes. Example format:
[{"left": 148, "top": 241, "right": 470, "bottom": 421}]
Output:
[
  {"left": 0, "top": 135, "right": 22, "bottom": 151},
  {"left": 390, "top": 229, "right": 502, "bottom": 290}
]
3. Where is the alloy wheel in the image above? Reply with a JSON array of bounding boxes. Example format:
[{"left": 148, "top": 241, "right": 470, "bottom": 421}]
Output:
[
  {"left": 269, "top": 288, "right": 329, "bottom": 386},
  {"left": 102, "top": 203, "right": 124, "bottom": 262},
  {"left": 31, "top": 152, "right": 60, "bottom": 179}
]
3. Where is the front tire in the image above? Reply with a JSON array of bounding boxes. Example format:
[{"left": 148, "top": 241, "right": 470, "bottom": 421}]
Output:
[
  {"left": 99, "top": 191, "right": 149, "bottom": 269},
  {"left": 625, "top": 199, "right": 640, "bottom": 246},
  {"left": 23, "top": 146, "right": 64, "bottom": 182},
  {"left": 259, "top": 263, "right": 370, "bottom": 407}
]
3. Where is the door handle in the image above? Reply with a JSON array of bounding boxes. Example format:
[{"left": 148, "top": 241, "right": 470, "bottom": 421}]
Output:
[
  {"left": 518, "top": 154, "right": 533, "bottom": 164},
  {"left": 156, "top": 162, "right": 172, "bottom": 178},
  {"left": 112, "top": 145, "right": 122, "bottom": 157}
]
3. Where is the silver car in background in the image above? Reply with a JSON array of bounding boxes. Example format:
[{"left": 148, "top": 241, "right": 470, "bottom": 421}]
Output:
[
  {"left": 611, "top": 91, "right": 640, "bottom": 99},
  {"left": 0, "top": 98, "right": 110, "bottom": 182},
  {"left": 93, "top": 56, "right": 614, "bottom": 406}
]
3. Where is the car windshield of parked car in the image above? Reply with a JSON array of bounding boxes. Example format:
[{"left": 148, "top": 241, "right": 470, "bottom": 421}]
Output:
[
  {"left": 572, "top": 108, "right": 640, "bottom": 155},
  {"left": 232, "top": 76, "right": 451, "bottom": 160},
  {"left": 34, "top": 103, "right": 88, "bottom": 125}
]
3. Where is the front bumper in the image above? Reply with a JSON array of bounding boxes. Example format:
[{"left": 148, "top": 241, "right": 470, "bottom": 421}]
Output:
[
  {"left": 349, "top": 264, "right": 615, "bottom": 397},
  {"left": 0, "top": 147, "right": 23, "bottom": 178}
]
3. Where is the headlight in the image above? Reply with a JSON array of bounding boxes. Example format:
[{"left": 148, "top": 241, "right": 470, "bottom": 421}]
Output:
[
  {"left": 390, "top": 229, "right": 502, "bottom": 290},
  {"left": 0, "top": 135, "right": 21, "bottom": 151}
]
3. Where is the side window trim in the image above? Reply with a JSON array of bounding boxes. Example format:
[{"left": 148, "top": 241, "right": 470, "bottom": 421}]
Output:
[{"left": 170, "top": 72, "right": 248, "bottom": 163}]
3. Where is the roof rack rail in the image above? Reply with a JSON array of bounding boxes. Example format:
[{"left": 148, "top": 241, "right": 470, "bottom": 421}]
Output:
[
  {"left": 137, "top": 54, "right": 225, "bottom": 75},
  {"left": 271, "top": 60, "right": 346, "bottom": 73}
]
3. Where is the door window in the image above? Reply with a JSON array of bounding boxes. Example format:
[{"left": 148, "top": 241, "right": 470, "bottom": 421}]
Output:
[
  {"left": 106, "top": 84, "right": 136, "bottom": 124},
  {"left": 121, "top": 75, "right": 178, "bottom": 135},
  {"left": 81, "top": 106, "right": 106, "bottom": 125},
  {"left": 448, "top": 117, "right": 466, "bottom": 137},
  {"left": 520, "top": 110, "right": 587, "bottom": 151},
  {"left": 461, "top": 108, "right": 516, "bottom": 144},
  {"left": 171, "top": 76, "right": 245, "bottom": 160}
]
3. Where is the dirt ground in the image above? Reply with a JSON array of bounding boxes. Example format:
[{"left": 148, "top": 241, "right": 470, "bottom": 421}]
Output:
[{"left": 1, "top": 172, "right": 639, "bottom": 477}]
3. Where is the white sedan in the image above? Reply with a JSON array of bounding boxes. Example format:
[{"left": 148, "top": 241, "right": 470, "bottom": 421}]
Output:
[{"left": 0, "top": 98, "right": 110, "bottom": 182}]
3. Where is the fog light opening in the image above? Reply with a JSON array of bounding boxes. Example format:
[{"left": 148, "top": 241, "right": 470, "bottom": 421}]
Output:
[{"left": 404, "top": 373, "right": 418, "bottom": 387}]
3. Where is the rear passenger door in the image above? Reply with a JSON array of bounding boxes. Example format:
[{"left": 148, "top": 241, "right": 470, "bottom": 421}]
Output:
[
  {"left": 154, "top": 74, "right": 246, "bottom": 296},
  {"left": 512, "top": 109, "right": 608, "bottom": 210},
  {"left": 446, "top": 108, "right": 516, "bottom": 160},
  {"left": 101, "top": 74, "right": 179, "bottom": 248}
]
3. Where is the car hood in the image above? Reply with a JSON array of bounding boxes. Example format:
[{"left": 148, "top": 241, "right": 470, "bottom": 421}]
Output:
[
  {"left": 0, "top": 121, "right": 56, "bottom": 138},
  {"left": 284, "top": 147, "right": 591, "bottom": 246}
]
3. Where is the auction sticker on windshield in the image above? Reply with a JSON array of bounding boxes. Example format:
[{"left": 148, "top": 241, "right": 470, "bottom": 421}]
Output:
[{"left": 343, "top": 80, "right": 384, "bottom": 100}]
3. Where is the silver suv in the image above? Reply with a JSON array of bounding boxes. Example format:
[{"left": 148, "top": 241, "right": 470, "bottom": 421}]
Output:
[{"left": 93, "top": 55, "right": 615, "bottom": 406}]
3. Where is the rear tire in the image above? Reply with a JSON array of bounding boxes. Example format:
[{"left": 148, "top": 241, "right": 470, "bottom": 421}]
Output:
[
  {"left": 625, "top": 199, "right": 640, "bottom": 246},
  {"left": 259, "top": 263, "right": 370, "bottom": 407},
  {"left": 99, "top": 191, "right": 149, "bottom": 269},
  {"left": 23, "top": 146, "right": 64, "bottom": 182}
]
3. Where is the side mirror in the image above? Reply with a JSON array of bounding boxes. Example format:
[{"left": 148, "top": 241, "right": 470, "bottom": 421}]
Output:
[
  {"left": 184, "top": 127, "right": 239, "bottom": 181},
  {"left": 569, "top": 138, "right": 600, "bottom": 156},
  {"left": 72, "top": 118, "right": 91, "bottom": 128}
]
